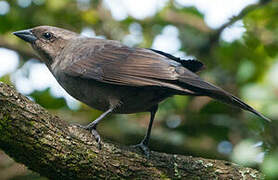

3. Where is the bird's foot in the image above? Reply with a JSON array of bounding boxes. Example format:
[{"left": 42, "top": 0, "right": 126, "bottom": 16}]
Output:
[
  {"left": 132, "top": 142, "right": 150, "bottom": 158},
  {"left": 72, "top": 123, "right": 102, "bottom": 149}
]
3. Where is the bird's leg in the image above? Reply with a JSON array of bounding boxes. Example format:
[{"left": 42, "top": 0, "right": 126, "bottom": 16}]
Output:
[
  {"left": 74, "top": 108, "right": 113, "bottom": 149},
  {"left": 133, "top": 105, "right": 158, "bottom": 157}
]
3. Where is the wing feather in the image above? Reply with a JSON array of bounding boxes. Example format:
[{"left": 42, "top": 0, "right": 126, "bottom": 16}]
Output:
[{"left": 64, "top": 42, "right": 179, "bottom": 86}]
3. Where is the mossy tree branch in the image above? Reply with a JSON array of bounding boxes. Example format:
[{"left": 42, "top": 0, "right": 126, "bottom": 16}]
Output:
[{"left": 0, "top": 82, "right": 262, "bottom": 179}]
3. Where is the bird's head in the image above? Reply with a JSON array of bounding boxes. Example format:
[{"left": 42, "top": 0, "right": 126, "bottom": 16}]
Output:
[{"left": 13, "top": 26, "right": 78, "bottom": 65}]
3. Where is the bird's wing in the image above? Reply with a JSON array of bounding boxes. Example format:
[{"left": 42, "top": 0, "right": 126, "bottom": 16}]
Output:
[{"left": 62, "top": 42, "right": 198, "bottom": 93}]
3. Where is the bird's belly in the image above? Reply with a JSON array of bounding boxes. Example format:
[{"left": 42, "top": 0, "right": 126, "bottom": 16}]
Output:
[
  {"left": 53, "top": 73, "right": 109, "bottom": 111},
  {"left": 54, "top": 73, "right": 172, "bottom": 113},
  {"left": 113, "top": 87, "right": 171, "bottom": 113}
]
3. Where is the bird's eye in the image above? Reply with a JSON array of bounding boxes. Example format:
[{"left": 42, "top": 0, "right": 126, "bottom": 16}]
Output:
[{"left": 42, "top": 32, "right": 53, "bottom": 40}]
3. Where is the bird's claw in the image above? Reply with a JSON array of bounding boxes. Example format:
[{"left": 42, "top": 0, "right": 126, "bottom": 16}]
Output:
[
  {"left": 72, "top": 123, "right": 102, "bottom": 149},
  {"left": 132, "top": 142, "right": 150, "bottom": 158},
  {"left": 91, "top": 128, "right": 102, "bottom": 149}
]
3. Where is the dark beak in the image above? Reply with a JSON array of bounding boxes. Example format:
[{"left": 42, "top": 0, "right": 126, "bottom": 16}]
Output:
[{"left": 13, "top": 29, "right": 37, "bottom": 43}]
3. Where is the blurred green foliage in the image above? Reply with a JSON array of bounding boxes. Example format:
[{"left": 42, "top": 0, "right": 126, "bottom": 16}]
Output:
[{"left": 0, "top": 0, "right": 278, "bottom": 179}]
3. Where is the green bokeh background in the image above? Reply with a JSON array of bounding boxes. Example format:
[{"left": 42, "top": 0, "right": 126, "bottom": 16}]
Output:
[{"left": 0, "top": 0, "right": 278, "bottom": 179}]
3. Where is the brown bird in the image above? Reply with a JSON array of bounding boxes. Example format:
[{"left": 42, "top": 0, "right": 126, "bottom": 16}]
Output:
[{"left": 13, "top": 26, "right": 270, "bottom": 156}]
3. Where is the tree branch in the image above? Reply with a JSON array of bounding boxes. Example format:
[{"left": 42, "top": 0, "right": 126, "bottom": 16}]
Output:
[
  {"left": 209, "top": 0, "right": 272, "bottom": 46},
  {"left": 162, "top": 9, "right": 212, "bottom": 33},
  {"left": 0, "top": 82, "right": 263, "bottom": 179}
]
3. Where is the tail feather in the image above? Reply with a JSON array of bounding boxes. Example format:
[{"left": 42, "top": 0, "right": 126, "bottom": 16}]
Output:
[
  {"left": 178, "top": 77, "right": 271, "bottom": 122},
  {"left": 228, "top": 94, "right": 271, "bottom": 122}
]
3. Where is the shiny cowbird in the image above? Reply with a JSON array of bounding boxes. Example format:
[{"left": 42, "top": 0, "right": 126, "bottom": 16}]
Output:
[{"left": 13, "top": 26, "right": 270, "bottom": 156}]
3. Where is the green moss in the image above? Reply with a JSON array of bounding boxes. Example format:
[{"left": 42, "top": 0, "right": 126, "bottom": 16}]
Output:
[
  {"left": 87, "top": 149, "right": 97, "bottom": 157},
  {"left": 40, "top": 137, "right": 50, "bottom": 144},
  {"left": 160, "top": 173, "right": 170, "bottom": 179},
  {"left": 29, "top": 120, "right": 36, "bottom": 126},
  {"left": 174, "top": 162, "right": 181, "bottom": 178},
  {"left": 0, "top": 114, "right": 10, "bottom": 125},
  {"left": 0, "top": 115, "right": 14, "bottom": 141}
]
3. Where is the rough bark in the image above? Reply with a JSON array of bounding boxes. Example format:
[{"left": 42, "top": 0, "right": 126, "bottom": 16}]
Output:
[{"left": 0, "top": 82, "right": 263, "bottom": 179}]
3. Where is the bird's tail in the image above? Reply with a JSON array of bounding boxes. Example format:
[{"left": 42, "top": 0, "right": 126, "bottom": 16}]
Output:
[
  {"left": 178, "top": 77, "right": 271, "bottom": 122},
  {"left": 207, "top": 90, "right": 270, "bottom": 122}
]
